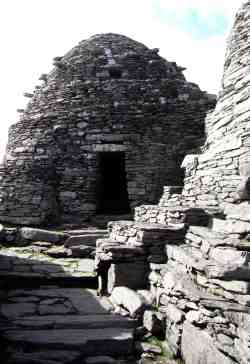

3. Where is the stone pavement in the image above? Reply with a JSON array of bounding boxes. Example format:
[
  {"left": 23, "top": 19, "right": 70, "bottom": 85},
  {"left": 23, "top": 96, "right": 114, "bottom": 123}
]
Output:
[
  {"left": 0, "top": 225, "right": 136, "bottom": 363},
  {"left": 0, "top": 288, "right": 135, "bottom": 363}
]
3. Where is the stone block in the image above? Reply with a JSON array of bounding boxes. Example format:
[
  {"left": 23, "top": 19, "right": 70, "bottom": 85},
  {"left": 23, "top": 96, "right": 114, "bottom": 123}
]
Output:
[
  {"left": 108, "top": 261, "right": 148, "bottom": 292},
  {"left": 181, "top": 321, "right": 235, "bottom": 364},
  {"left": 19, "top": 227, "right": 67, "bottom": 244}
]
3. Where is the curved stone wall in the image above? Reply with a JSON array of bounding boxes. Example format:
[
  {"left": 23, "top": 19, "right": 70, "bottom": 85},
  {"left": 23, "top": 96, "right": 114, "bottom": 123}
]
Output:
[{"left": 0, "top": 33, "right": 214, "bottom": 225}]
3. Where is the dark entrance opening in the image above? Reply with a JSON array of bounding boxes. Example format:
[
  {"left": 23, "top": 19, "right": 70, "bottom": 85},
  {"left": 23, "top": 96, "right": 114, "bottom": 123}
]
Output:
[{"left": 97, "top": 152, "right": 130, "bottom": 214}]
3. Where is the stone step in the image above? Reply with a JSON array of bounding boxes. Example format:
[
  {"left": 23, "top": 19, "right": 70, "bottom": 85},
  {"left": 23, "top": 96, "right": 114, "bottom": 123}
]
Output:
[
  {"left": 0, "top": 246, "right": 96, "bottom": 285},
  {"left": 65, "top": 229, "right": 107, "bottom": 236},
  {"left": 65, "top": 233, "right": 108, "bottom": 248},
  {"left": 108, "top": 220, "right": 186, "bottom": 246},
  {"left": 5, "top": 350, "right": 81, "bottom": 364},
  {"left": 2, "top": 328, "right": 134, "bottom": 356},
  {"left": 96, "top": 238, "right": 146, "bottom": 260},
  {"left": 212, "top": 217, "right": 250, "bottom": 235},
  {"left": 0, "top": 287, "right": 135, "bottom": 359},
  {"left": 19, "top": 227, "right": 69, "bottom": 244},
  {"left": 70, "top": 245, "right": 95, "bottom": 258},
  {"left": 7, "top": 314, "right": 136, "bottom": 330},
  {"left": 188, "top": 225, "right": 250, "bottom": 251},
  {"left": 2, "top": 288, "right": 113, "bottom": 317}
]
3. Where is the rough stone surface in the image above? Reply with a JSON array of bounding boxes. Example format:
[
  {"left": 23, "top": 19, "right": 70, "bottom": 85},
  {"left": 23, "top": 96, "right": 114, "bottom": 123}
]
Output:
[
  {"left": 0, "top": 287, "right": 135, "bottom": 361},
  {"left": 110, "top": 286, "right": 145, "bottom": 317},
  {"left": 0, "top": 33, "right": 214, "bottom": 225},
  {"left": 20, "top": 227, "right": 67, "bottom": 243},
  {"left": 182, "top": 322, "right": 235, "bottom": 364},
  {"left": 3, "top": 3, "right": 250, "bottom": 364}
]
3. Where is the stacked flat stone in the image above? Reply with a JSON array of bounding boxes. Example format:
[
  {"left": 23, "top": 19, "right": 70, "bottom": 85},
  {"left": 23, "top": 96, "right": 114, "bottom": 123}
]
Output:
[
  {"left": 134, "top": 185, "right": 213, "bottom": 226},
  {"left": 144, "top": 2, "right": 250, "bottom": 363},
  {"left": 95, "top": 220, "right": 186, "bottom": 292},
  {"left": 95, "top": 3, "right": 250, "bottom": 363},
  {"left": 0, "top": 33, "right": 214, "bottom": 225},
  {"left": 134, "top": 0, "right": 250, "bottom": 222},
  {"left": 0, "top": 226, "right": 110, "bottom": 281},
  {"left": 181, "top": 1, "right": 250, "bottom": 208},
  {"left": 148, "top": 201, "right": 250, "bottom": 363}
]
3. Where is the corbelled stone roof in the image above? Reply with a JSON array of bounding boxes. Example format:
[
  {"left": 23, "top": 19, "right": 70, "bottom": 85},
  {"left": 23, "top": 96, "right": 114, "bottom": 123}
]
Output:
[
  {"left": 59, "top": 33, "right": 185, "bottom": 81},
  {"left": 0, "top": 33, "right": 214, "bottom": 225}
]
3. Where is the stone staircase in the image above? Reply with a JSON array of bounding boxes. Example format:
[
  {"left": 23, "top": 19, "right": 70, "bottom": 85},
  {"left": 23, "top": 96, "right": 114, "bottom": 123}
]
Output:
[
  {"left": 147, "top": 203, "right": 250, "bottom": 363},
  {"left": 95, "top": 220, "right": 186, "bottom": 293},
  {"left": 0, "top": 226, "right": 136, "bottom": 364},
  {"left": 0, "top": 227, "right": 108, "bottom": 285},
  {"left": 92, "top": 189, "right": 250, "bottom": 363}
]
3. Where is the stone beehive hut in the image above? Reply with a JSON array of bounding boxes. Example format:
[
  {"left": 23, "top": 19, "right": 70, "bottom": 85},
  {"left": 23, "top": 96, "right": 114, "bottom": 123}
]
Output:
[
  {"left": 0, "top": 33, "right": 214, "bottom": 225},
  {"left": 181, "top": 3, "right": 250, "bottom": 209}
]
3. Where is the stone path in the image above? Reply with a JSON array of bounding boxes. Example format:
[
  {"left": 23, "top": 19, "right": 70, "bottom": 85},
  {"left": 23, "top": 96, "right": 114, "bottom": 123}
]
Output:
[
  {"left": 0, "top": 288, "right": 135, "bottom": 363},
  {"left": 0, "top": 227, "right": 109, "bottom": 285},
  {"left": 0, "top": 226, "right": 136, "bottom": 363}
]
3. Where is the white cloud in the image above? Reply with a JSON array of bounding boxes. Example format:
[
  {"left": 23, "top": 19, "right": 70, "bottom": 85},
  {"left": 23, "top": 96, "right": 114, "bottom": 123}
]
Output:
[{"left": 0, "top": 0, "right": 243, "bottom": 155}]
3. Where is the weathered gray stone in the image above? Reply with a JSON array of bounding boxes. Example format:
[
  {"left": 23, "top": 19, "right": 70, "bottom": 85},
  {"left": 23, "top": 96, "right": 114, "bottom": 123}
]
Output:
[
  {"left": 1, "top": 303, "right": 37, "bottom": 318},
  {"left": 211, "top": 279, "right": 250, "bottom": 294},
  {"left": 20, "top": 227, "right": 67, "bottom": 243},
  {"left": 12, "top": 314, "right": 135, "bottom": 330},
  {"left": 223, "top": 202, "right": 250, "bottom": 222},
  {"left": 182, "top": 322, "right": 235, "bottom": 364},
  {"left": 8, "top": 351, "right": 81, "bottom": 364},
  {"left": 108, "top": 262, "right": 148, "bottom": 293},
  {"left": 85, "top": 356, "right": 117, "bottom": 364},
  {"left": 166, "top": 304, "right": 184, "bottom": 324},
  {"left": 3, "top": 328, "right": 134, "bottom": 355},
  {"left": 110, "top": 286, "right": 145, "bottom": 317},
  {"left": 212, "top": 218, "right": 250, "bottom": 234},
  {"left": 65, "top": 233, "right": 106, "bottom": 247}
]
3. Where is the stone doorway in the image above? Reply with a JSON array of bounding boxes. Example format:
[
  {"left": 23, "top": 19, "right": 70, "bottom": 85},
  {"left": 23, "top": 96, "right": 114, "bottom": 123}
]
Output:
[{"left": 97, "top": 152, "right": 130, "bottom": 214}]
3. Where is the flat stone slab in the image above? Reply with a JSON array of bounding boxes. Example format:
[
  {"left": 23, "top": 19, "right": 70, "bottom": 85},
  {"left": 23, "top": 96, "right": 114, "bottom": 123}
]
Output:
[
  {"left": 19, "top": 227, "right": 68, "bottom": 244},
  {"left": 65, "top": 229, "right": 107, "bottom": 236},
  {"left": 0, "top": 247, "right": 96, "bottom": 279},
  {"left": 109, "top": 220, "right": 185, "bottom": 232},
  {"left": 3, "top": 328, "right": 134, "bottom": 355},
  {"left": 65, "top": 234, "right": 106, "bottom": 247},
  {"left": 4, "top": 288, "right": 112, "bottom": 316},
  {"left": 108, "top": 221, "right": 186, "bottom": 246},
  {"left": 7, "top": 350, "right": 81, "bottom": 364},
  {"left": 10, "top": 314, "right": 135, "bottom": 330}
]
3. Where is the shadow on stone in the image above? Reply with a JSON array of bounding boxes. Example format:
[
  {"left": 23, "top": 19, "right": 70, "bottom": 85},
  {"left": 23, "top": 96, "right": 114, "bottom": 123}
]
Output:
[{"left": 0, "top": 251, "right": 134, "bottom": 363}]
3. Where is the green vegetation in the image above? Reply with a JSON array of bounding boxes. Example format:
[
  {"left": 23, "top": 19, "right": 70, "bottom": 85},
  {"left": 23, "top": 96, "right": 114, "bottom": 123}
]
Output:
[{"left": 144, "top": 336, "right": 184, "bottom": 363}]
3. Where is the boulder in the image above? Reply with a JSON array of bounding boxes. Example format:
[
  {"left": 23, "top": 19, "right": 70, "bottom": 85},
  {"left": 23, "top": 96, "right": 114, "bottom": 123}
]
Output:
[{"left": 110, "top": 287, "right": 145, "bottom": 317}]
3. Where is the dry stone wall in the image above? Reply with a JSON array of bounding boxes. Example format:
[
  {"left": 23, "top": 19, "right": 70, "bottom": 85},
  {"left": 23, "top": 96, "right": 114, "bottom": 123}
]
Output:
[
  {"left": 95, "top": 3, "right": 250, "bottom": 363},
  {"left": 182, "top": 2, "right": 250, "bottom": 208},
  {"left": 0, "top": 33, "right": 214, "bottom": 225}
]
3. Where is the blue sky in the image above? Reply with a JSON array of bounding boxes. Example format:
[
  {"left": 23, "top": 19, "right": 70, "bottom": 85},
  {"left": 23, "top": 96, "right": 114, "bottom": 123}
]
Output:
[
  {"left": 154, "top": 5, "right": 229, "bottom": 39},
  {"left": 0, "top": 0, "right": 242, "bottom": 154}
]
